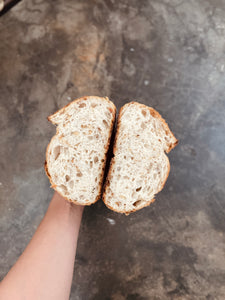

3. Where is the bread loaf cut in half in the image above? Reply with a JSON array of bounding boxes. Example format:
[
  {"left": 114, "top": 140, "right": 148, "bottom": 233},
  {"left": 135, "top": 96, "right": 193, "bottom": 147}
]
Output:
[
  {"left": 45, "top": 96, "right": 116, "bottom": 205},
  {"left": 103, "top": 102, "right": 178, "bottom": 214}
]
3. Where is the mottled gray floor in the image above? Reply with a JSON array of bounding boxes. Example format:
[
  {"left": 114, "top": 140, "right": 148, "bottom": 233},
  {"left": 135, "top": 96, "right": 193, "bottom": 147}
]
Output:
[{"left": 1, "top": 0, "right": 225, "bottom": 299}]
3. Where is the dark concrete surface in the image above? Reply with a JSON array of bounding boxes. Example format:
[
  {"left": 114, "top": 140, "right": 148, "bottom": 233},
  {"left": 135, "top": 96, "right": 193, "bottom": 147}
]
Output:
[{"left": 1, "top": 0, "right": 225, "bottom": 299}]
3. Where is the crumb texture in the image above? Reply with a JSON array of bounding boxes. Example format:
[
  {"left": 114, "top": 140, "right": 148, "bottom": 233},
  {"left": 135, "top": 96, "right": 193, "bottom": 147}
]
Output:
[
  {"left": 103, "top": 102, "right": 178, "bottom": 213},
  {"left": 46, "top": 96, "right": 116, "bottom": 204}
]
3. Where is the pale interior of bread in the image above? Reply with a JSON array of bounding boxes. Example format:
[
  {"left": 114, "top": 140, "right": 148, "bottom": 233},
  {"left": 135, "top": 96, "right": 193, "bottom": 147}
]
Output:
[
  {"left": 46, "top": 97, "right": 115, "bottom": 205},
  {"left": 103, "top": 102, "right": 177, "bottom": 213}
]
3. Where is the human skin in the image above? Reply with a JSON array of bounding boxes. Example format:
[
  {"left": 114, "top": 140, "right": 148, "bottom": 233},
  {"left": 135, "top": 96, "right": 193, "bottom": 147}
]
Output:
[{"left": 0, "top": 192, "right": 84, "bottom": 300}]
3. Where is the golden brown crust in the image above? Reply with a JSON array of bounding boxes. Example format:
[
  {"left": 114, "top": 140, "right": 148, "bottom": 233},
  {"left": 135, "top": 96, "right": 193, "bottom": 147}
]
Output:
[
  {"left": 103, "top": 196, "right": 155, "bottom": 214},
  {"left": 102, "top": 101, "right": 178, "bottom": 214},
  {"left": 45, "top": 96, "right": 116, "bottom": 205},
  {"left": 158, "top": 155, "right": 170, "bottom": 194}
]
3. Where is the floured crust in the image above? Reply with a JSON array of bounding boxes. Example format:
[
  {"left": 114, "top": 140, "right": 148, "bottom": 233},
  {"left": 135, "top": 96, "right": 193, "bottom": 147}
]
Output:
[
  {"left": 45, "top": 96, "right": 116, "bottom": 205},
  {"left": 102, "top": 101, "right": 178, "bottom": 214}
]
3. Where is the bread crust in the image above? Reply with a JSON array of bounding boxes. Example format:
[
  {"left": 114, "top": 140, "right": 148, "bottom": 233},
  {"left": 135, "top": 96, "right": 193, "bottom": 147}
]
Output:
[
  {"left": 102, "top": 101, "right": 178, "bottom": 214},
  {"left": 45, "top": 96, "right": 116, "bottom": 205}
]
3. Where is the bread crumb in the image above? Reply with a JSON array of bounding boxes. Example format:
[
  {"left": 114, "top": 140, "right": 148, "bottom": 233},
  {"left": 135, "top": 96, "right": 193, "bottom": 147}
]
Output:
[{"left": 106, "top": 218, "right": 116, "bottom": 225}]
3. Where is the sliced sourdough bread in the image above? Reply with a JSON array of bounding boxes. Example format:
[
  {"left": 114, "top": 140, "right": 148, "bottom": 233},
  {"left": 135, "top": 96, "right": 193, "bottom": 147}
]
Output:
[
  {"left": 45, "top": 96, "right": 116, "bottom": 205},
  {"left": 102, "top": 102, "right": 178, "bottom": 214}
]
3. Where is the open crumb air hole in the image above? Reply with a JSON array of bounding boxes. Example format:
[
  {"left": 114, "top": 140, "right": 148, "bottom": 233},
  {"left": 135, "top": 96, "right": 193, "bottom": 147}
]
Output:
[
  {"left": 59, "top": 184, "right": 68, "bottom": 194},
  {"left": 102, "top": 120, "right": 108, "bottom": 128},
  {"left": 141, "top": 109, "right": 147, "bottom": 117},
  {"left": 53, "top": 146, "right": 61, "bottom": 160},
  {"left": 133, "top": 199, "right": 144, "bottom": 207},
  {"left": 79, "top": 103, "right": 86, "bottom": 108}
]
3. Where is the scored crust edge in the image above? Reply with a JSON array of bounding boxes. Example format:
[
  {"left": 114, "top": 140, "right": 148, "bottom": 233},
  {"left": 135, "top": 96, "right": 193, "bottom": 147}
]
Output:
[
  {"left": 45, "top": 96, "right": 116, "bottom": 205},
  {"left": 102, "top": 101, "right": 178, "bottom": 214}
]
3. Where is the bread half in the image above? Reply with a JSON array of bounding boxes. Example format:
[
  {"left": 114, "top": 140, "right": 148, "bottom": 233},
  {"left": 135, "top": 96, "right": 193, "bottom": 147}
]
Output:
[
  {"left": 45, "top": 96, "right": 116, "bottom": 205},
  {"left": 102, "top": 102, "right": 178, "bottom": 214}
]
